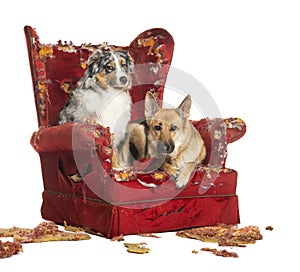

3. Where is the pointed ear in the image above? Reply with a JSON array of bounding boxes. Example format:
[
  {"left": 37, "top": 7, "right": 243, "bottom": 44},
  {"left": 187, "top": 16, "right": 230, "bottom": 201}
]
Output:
[
  {"left": 145, "top": 92, "right": 160, "bottom": 121},
  {"left": 176, "top": 95, "right": 192, "bottom": 120}
]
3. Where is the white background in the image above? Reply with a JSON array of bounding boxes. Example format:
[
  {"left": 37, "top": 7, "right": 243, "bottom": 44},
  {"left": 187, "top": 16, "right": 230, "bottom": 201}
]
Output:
[{"left": 1, "top": 0, "right": 299, "bottom": 271}]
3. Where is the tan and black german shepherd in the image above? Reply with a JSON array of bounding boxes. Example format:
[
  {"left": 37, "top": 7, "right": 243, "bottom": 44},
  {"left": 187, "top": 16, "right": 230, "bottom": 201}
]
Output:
[{"left": 144, "top": 92, "right": 206, "bottom": 188}]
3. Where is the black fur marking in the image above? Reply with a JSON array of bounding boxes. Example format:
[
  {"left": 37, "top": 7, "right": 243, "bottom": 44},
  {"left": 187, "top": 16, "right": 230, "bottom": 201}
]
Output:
[
  {"left": 88, "top": 52, "right": 114, "bottom": 76},
  {"left": 115, "top": 50, "right": 134, "bottom": 73},
  {"left": 129, "top": 121, "right": 148, "bottom": 161},
  {"left": 129, "top": 142, "right": 139, "bottom": 161},
  {"left": 87, "top": 50, "right": 133, "bottom": 76}
]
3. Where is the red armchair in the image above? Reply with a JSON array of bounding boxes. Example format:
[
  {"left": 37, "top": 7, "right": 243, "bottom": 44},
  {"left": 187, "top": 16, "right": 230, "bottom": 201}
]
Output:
[{"left": 25, "top": 26, "right": 246, "bottom": 238}]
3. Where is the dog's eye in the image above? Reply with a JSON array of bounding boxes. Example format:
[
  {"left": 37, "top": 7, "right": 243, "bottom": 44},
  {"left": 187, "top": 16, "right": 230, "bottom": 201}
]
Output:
[
  {"left": 170, "top": 125, "right": 177, "bottom": 131},
  {"left": 154, "top": 125, "right": 162, "bottom": 131},
  {"left": 105, "top": 65, "right": 115, "bottom": 73}
]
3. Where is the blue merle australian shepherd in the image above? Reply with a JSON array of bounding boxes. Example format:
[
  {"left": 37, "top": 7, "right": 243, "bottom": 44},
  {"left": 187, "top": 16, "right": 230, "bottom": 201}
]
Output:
[{"left": 58, "top": 46, "right": 135, "bottom": 168}]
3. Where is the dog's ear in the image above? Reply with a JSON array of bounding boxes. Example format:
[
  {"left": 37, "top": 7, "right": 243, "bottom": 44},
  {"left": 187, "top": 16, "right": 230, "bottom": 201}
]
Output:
[
  {"left": 116, "top": 50, "right": 134, "bottom": 73},
  {"left": 176, "top": 95, "right": 192, "bottom": 120},
  {"left": 126, "top": 53, "right": 134, "bottom": 73},
  {"left": 145, "top": 92, "right": 160, "bottom": 121},
  {"left": 87, "top": 50, "right": 103, "bottom": 75}
]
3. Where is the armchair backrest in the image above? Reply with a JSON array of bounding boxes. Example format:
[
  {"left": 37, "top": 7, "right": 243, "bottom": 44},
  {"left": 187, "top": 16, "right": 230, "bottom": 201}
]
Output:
[{"left": 24, "top": 26, "right": 174, "bottom": 127}]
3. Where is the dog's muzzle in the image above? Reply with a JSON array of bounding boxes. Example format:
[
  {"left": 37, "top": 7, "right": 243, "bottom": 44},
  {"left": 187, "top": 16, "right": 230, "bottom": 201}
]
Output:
[{"left": 157, "top": 141, "right": 175, "bottom": 154}]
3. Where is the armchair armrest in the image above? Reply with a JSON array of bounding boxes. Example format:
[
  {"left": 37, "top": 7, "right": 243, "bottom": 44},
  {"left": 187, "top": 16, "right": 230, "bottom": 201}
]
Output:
[
  {"left": 30, "top": 122, "right": 112, "bottom": 153},
  {"left": 192, "top": 117, "right": 246, "bottom": 167},
  {"left": 31, "top": 122, "right": 113, "bottom": 174}
]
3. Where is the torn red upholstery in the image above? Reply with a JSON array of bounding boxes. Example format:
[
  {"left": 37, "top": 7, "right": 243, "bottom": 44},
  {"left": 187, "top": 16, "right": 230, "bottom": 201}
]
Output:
[{"left": 25, "top": 26, "right": 246, "bottom": 238}]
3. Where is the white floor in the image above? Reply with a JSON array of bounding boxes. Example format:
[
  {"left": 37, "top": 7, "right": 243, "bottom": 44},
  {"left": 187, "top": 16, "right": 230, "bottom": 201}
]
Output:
[
  {"left": 1, "top": 0, "right": 300, "bottom": 270},
  {"left": 0, "top": 222, "right": 294, "bottom": 272}
]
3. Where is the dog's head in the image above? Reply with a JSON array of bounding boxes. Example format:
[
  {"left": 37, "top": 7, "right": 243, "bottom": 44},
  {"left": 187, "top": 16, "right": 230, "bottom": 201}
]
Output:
[
  {"left": 145, "top": 92, "right": 192, "bottom": 155},
  {"left": 85, "top": 48, "right": 134, "bottom": 90}
]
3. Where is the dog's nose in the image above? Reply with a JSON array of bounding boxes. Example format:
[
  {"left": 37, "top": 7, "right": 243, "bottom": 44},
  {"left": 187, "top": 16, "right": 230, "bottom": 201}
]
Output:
[
  {"left": 157, "top": 142, "right": 174, "bottom": 154},
  {"left": 119, "top": 76, "right": 128, "bottom": 85}
]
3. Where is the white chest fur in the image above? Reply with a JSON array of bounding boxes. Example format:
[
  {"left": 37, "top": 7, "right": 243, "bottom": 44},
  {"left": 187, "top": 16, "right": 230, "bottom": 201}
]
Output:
[{"left": 83, "top": 88, "right": 132, "bottom": 145}]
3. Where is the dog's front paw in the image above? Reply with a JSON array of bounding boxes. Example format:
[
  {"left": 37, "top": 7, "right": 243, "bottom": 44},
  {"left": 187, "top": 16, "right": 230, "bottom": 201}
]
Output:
[
  {"left": 161, "top": 162, "right": 179, "bottom": 178},
  {"left": 175, "top": 162, "right": 197, "bottom": 188},
  {"left": 175, "top": 173, "right": 190, "bottom": 189}
]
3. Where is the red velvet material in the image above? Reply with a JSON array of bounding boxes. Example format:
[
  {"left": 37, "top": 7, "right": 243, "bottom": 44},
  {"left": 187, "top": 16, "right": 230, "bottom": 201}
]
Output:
[
  {"left": 192, "top": 118, "right": 246, "bottom": 166},
  {"left": 30, "top": 122, "right": 112, "bottom": 153},
  {"left": 24, "top": 26, "right": 174, "bottom": 127},
  {"left": 38, "top": 149, "right": 238, "bottom": 203},
  {"left": 25, "top": 26, "right": 246, "bottom": 237},
  {"left": 41, "top": 191, "right": 239, "bottom": 238}
]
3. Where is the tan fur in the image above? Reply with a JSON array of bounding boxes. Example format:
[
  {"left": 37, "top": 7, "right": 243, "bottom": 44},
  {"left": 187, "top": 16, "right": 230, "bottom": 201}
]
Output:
[
  {"left": 95, "top": 72, "right": 108, "bottom": 89},
  {"left": 113, "top": 122, "right": 146, "bottom": 169},
  {"left": 112, "top": 152, "right": 119, "bottom": 169},
  {"left": 128, "top": 123, "right": 146, "bottom": 160},
  {"left": 144, "top": 92, "right": 206, "bottom": 188}
]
